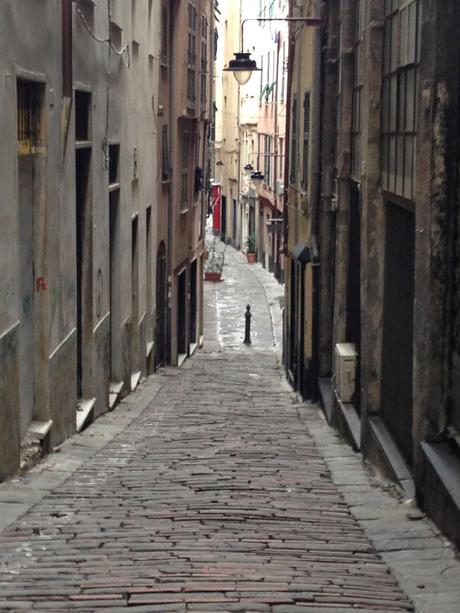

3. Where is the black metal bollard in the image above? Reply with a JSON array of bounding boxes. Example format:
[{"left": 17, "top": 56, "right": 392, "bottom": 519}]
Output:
[{"left": 243, "top": 304, "right": 252, "bottom": 345}]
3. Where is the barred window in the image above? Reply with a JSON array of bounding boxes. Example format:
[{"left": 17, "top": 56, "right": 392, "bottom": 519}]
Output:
[
  {"left": 351, "top": 0, "right": 365, "bottom": 181},
  {"left": 381, "top": 0, "right": 419, "bottom": 200},
  {"left": 17, "top": 79, "right": 44, "bottom": 153},
  {"left": 187, "top": 3, "right": 197, "bottom": 107}
]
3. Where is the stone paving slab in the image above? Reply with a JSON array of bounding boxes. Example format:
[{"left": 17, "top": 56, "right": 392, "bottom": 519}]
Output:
[
  {"left": 0, "top": 241, "right": 458, "bottom": 612},
  {"left": 0, "top": 348, "right": 413, "bottom": 611}
]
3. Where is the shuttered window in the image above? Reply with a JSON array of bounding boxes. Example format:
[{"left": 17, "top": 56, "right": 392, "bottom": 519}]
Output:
[
  {"left": 161, "top": 125, "right": 170, "bottom": 182},
  {"left": 200, "top": 15, "right": 208, "bottom": 109},
  {"left": 302, "top": 91, "right": 311, "bottom": 191},
  {"left": 289, "top": 95, "right": 298, "bottom": 186},
  {"left": 187, "top": 3, "right": 197, "bottom": 107}
]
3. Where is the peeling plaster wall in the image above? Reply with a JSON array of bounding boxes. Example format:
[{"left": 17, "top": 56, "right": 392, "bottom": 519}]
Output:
[{"left": 0, "top": 0, "right": 162, "bottom": 479}]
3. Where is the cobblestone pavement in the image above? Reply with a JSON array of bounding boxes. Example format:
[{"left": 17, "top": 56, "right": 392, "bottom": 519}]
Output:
[{"left": 0, "top": 244, "right": 459, "bottom": 612}]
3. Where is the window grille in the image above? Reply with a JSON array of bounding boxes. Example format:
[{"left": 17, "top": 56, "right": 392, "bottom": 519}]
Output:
[
  {"left": 17, "top": 79, "right": 43, "bottom": 152},
  {"left": 351, "top": 0, "right": 365, "bottom": 181},
  {"left": 381, "top": 0, "right": 419, "bottom": 200}
]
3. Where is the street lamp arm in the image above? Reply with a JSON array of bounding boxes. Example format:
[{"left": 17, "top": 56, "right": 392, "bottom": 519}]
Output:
[
  {"left": 248, "top": 152, "right": 286, "bottom": 158},
  {"left": 240, "top": 17, "right": 322, "bottom": 51},
  {"left": 225, "top": 16, "right": 322, "bottom": 85}
]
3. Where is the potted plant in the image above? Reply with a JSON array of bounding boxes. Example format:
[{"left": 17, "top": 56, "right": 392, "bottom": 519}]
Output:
[
  {"left": 246, "top": 234, "right": 257, "bottom": 264},
  {"left": 204, "top": 237, "right": 226, "bottom": 282}
]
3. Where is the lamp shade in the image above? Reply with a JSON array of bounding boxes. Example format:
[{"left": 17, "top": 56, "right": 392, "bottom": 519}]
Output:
[
  {"left": 224, "top": 52, "right": 261, "bottom": 85},
  {"left": 250, "top": 170, "right": 264, "bottom": 187}
]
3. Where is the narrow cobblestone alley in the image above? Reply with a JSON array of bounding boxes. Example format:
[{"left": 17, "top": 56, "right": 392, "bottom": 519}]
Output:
[{"left": 0, "top": 245, "right": 459, "bottom": 613}]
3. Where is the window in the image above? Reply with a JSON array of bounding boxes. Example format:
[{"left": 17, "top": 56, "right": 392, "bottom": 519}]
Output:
[
  {"left": 281, "top": 42, "right": 286, "bottom": 100},
  {"left": 200, "top": 15, "right": 208, "bottom": 109},
  {"left": 290, "top": 95, "right": 298, "bottom": 186},
  {"left": 381, "top": 0, "right": 419, "bottom": 200},
  {"left": 187, "top": 3, "right": 197, "bottom": 107},
  {"left": 109, "top": 144, "right": 120, "bottom": 186},
  {"left": 259, "top": 55, "right": 264, "bottom": 102},
  {"left": 161, "top": 4, "right": 168, "bottom": 66},
  {"left": 351, "top": 0, "right": 365, "bottom": 180},
  {"left": 264, "top": 135, "right": 271, "bottom": 186},
  {"left": 180, "top": 129, "right": 190, "bottom": 211},
  {"left": 17, "top": 79, "right": 44, "bottom": 153},
  {"left": 161, "top": 126, "right": 170, "bottom": 182},
  {"left": 302, "top": 91, "right": 311, "bottom": 191}
]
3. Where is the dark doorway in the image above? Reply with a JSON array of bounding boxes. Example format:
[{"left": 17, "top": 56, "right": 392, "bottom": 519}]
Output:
[
  {"left": 221, "top": 195, "right": 227, "bottom": 240},
  {"left": 297, "top": 264, "right": 306, "bottom": 396},
  {"left": 258, "top": 209, "right": 265, "bottom": 265},
  {"left": 232, "top": 198, "right": 237, "bottom": 244},
  {"left": 146, "top": 207, "right": 153, "bottom": 347},
  {"left": 109, "top": 190, "right": 120, "bottom": 380},
  {"left": 177, "top": 270, "right": 187, "bottom": 358},
  {"left": 18, "top": 155, "right": 36, "bottom": 436},
  {"left": 249, "top": 202, "right": 255, "bottom": 236},
  {"left": 346, "top": 183, "right": 361, "bottom": 411},
  {"left": 75, "top": 147, "right": 92, "bottom": 398},
  {"left": 289, "top": 260, "right": 298, "bottom": 386},
  {"left": 189, "top": 259, "right": 197, "bottom": 347},
  {"left": 155, "top": 242, "right": 168, "bottom": 367},
  {"left": 381, "top": 201, "right": 415, "bottom": 466},
  {"left": 131, "top": 217, "right": 139, "bottom": 374}
]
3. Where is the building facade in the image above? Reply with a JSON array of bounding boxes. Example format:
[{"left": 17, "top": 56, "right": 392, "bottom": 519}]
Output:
[
  {"left": 158, "top": 0, "right": 212, "bottom": 367},
  {"left": 284, "top": 0, "right": 460, "bottom": 548},
  {"left": 0, "top": 0, "right": 213, "bottom": 480},
  {"left": 283, "top": 0, "right": 321, "bottom": 399},
  {"left": 215, "top": 0, "right": 287, "bottom": 280}
]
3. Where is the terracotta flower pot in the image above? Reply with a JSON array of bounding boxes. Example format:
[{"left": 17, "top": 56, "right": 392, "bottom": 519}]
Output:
[
  {"left": 246, "top": 253, "right": 257, "bottom": 264},
  {"left": 204, "top": 271, "right": 222, "bottom": 282}
]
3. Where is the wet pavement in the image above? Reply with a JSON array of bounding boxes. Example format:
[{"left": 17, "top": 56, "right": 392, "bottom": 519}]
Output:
[{"left": 0, "top": 242, "right": 459, "bottom": 612}]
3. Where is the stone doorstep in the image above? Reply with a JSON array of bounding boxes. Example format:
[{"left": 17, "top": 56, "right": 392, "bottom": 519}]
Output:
[
  {"left": 146, "top": 340, "right": 154, "bottom": 359},
  {"left": 27, "top": 420, "right": 53, "bottom": 441},
  {"left": 178, "top": 353, "right": 188, "bottom": 367},
  {"left": 131, "top": 371, "right": 142, "bottom": 392},
  {"left": 368, "top": 416, "right": 416, "bottom": 501},
  {"left": 76, "top": 398, "right": 96, "bottom": 433},
  {"left": 109, "top": 380, "right": 124, "bottom": 411},
  {"left": 332, "top": 390, "right": 361, "bottom": 452}
]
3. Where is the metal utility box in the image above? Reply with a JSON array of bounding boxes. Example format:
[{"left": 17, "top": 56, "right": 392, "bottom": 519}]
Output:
[{"left": 335, "top": 343, "right": 357, "bottom": 403}]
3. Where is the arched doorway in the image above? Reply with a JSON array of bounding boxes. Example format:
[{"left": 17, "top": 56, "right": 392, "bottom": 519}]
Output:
[{"left": 155, "top": 242, "right": 168, "bottom": 368}]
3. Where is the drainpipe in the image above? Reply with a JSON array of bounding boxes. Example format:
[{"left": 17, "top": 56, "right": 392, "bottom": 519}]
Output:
[
  {"left": 167, "top": 2, "right": 175, "bottom": 364},
  {"left": 273, "top": 29, "right": 281, "bottom": 274},
  {"left": 62, "top": 0, "right": 73, "bottom": 156}
]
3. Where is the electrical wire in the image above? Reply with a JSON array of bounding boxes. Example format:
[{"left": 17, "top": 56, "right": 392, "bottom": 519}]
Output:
[{"left": 76, "top": 6, "right": 131, "bottom": 68}]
